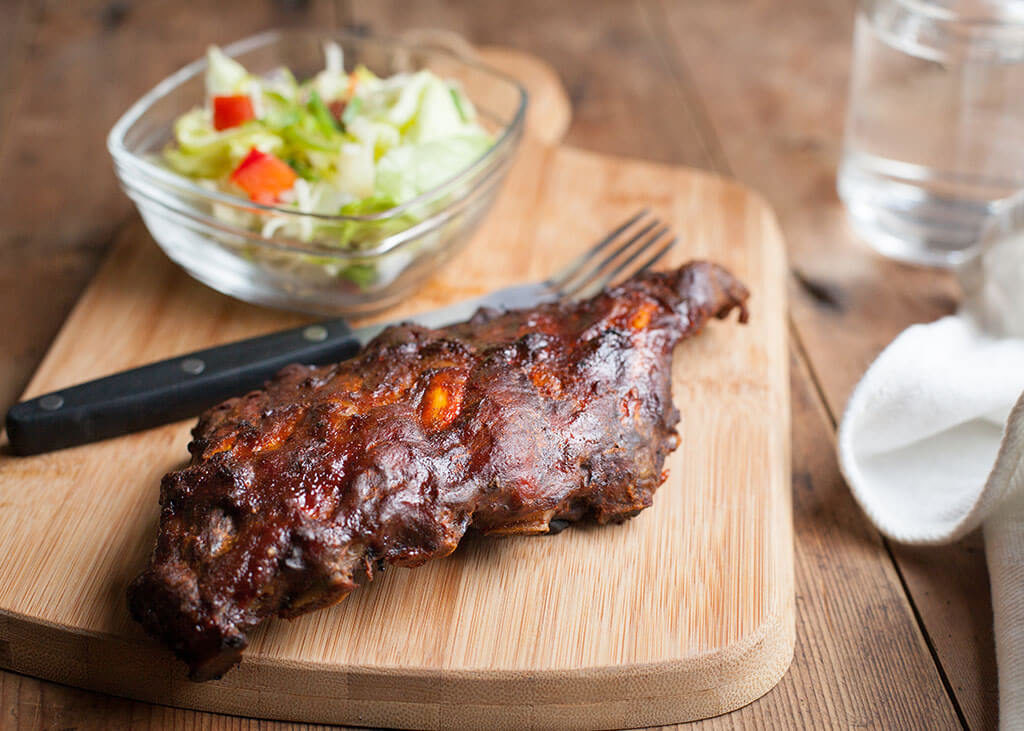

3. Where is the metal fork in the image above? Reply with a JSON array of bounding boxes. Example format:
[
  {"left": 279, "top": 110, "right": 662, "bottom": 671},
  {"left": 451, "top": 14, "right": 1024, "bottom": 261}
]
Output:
[
  {"left": 406, "top": 209, "right": 678, "bottom": 321},
  {"left": 545, "top": 209, "right": 677, "bottom": 300},
  {"left": 6, "top": 211, "right": 679, "bottom": 455}
]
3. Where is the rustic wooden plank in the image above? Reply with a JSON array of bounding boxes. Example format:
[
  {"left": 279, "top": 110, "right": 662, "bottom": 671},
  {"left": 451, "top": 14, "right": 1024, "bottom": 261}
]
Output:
[
  {"left": 651, "top": 0, "right": 990, "bottom": 726},
  {"left": 681, "top": 344, "right": 959, "bottom": 727},
  {"left": 649, "top": 0, "right": 963, "bottom": 408},
  {"left": 0, "top": 0, "right": 36, "bottom": 145},
  {"left": 343, "top": 0, "right": 720, "bottom": 171},
  {"left": 0, "top": 0, "right": 971, "bottom": 728},
  {"left": 892, "top": 536, "right": 998, "bottom": 729}
]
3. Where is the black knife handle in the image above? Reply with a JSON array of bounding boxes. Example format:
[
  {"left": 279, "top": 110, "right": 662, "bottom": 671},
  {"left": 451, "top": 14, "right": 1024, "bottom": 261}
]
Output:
[{"left": 5, "top": 320, "right": 361, "bottom": 456}]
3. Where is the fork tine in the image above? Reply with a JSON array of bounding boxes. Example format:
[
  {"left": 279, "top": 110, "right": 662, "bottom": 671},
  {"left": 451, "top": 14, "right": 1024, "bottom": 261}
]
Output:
[
  {"left": 635, "top": 235, "right": 677, "bottom": 274},
  {"left": 560, "top": 221, "right": 669, "bottom": 299},
  {"left": 570, "top": 232, "right": 677, "bottom": 301},
  {"left": 545, "top": 209, "right": 650, "bottom": 290},
  {"left": 557, "top": 219, "right": 661, "bottom": 297}
]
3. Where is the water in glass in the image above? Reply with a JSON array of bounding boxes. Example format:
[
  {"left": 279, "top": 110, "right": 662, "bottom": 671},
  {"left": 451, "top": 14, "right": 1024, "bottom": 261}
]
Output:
[{"left": 838, "top": 0, "right": 1024, "bottom": 266}]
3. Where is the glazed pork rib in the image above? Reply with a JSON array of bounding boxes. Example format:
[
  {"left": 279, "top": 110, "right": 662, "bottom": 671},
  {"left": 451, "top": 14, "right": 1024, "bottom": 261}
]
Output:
[{"left": 128, "top": 261, "right": 749, "bottom": 680}]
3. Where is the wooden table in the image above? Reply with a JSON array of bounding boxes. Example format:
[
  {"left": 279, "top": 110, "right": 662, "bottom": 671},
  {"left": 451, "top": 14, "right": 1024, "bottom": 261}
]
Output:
[{"left": 0, "top": 1, "right": 992, "bottom": 728}]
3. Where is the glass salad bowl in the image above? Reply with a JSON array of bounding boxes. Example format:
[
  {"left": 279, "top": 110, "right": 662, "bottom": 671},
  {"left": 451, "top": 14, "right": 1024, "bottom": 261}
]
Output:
[{"left": 108, "top": 29, "right": 527, "bottom": 315}]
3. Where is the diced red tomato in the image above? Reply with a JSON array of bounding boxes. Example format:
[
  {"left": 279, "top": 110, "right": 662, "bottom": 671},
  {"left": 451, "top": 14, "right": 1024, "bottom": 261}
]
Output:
[
  {"left": 229, "top": 148, "right": 297, "bottom": 204},
  {"left": 212, "top": 94, "right": 255, "bottom": 131}
]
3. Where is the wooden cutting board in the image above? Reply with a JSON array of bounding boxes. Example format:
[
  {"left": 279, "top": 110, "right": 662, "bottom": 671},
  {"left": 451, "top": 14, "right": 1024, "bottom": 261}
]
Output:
[{"left": 0, "top": 48, "right": 792, "bottom": 730}]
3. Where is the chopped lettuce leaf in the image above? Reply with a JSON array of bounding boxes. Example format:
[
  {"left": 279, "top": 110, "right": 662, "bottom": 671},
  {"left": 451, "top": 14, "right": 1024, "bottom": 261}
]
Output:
[
  {"left": 375, "top": 133, "right": 492, "bottom": 203},
  {"left": 351, "top": 64, "right": 380, "bottom": 87},
  {"left": 334, "top": 143, "right": 375, "bottom": 199},
  {"left": 261, "top": 90, "right": 300, "bottom": 128},
  {"left": 261, "top": 67, "right": 299, "bottom": 101},
  {"left": 205, "top": 46, "right": 252, "bottom": 97},
  {"left": 324, "top": 41, "right": 344, "bottom": 75},
  {"left": 345, "top": 115, "right": 400, "bottom": 160},
  {"left": 340, "top": 96, "right": 362, "bottom": 128},
  {"left": 164, "top": 43, "right": 495, "bottom": 289},
  {"left": 405, "top": 76, "right": 469, "bottom": 143},
  {"left": 165, "top": 108, "right": 282, "bottom": 178},
  {"left": 383, "top": 71, "right": 432, "bottom": 128},
  {"left": 310, "top": 41, "right": 349, "bottom": 102}
]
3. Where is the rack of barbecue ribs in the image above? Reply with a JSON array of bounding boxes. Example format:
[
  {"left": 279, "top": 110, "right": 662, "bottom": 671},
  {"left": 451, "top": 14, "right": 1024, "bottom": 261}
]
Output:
[{"left": 128, "top": 261, "right": 749, "bottom": 680}]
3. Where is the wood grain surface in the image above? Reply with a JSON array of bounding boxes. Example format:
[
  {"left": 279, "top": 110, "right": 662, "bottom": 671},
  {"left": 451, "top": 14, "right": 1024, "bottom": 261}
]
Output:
[
  {"left": 0, "top": 0, "right": 991, "bottom": 729},
  {"left": 0, "top": 119, "right": 793, "bottom": 726}
]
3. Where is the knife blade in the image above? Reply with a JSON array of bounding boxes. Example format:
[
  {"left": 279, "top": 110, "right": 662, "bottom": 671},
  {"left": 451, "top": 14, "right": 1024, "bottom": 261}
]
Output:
[{"left": 4, "top": 282, "right": 555, "bottom": 456}]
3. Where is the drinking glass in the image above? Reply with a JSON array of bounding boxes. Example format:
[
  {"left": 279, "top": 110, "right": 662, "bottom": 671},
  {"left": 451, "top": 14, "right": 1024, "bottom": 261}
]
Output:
[
  {"left": 838, "top": 0, "right": 1024, "bottom": 267},
  {"left": 960, "top": 189, "right": 1024, "bottom": 336}
]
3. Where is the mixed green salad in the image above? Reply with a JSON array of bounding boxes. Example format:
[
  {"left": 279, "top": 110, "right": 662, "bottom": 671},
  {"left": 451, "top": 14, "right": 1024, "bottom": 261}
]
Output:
[{"left": 163, "top": 43, "right": 494, "bottom": 284}]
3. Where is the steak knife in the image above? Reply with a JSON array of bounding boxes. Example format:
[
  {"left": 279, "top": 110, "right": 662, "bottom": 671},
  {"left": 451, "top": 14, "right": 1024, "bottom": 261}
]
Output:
[{"left": 5, "top": 283, "right": 551, "bottom": 456}]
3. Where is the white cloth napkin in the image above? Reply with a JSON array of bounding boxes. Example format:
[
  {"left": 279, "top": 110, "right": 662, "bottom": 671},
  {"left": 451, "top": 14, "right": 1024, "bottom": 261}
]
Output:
[{"left": 838, "top": 230, "right": 1024, "bottom": 729}]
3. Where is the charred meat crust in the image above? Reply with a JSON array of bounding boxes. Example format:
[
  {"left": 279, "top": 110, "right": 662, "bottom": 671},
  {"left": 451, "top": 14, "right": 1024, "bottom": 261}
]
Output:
[{"left": 128, "top": 261, "right": 749, "bottom": 680}]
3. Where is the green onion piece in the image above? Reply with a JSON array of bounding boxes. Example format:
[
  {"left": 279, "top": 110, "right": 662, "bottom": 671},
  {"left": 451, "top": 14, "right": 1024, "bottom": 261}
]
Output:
[
  {"left": 338, "top": 262, "right": 377, "bottom": 288},
  {"left": 308, "top": 91, "right": 341, "bottom": 135},
  {"left": 341, "top": 97, "right": 363, "bottom": 128},
  {"left": 450, "top": 87, "right": 469, "bottom": 122}
]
